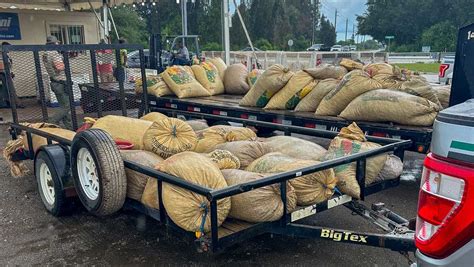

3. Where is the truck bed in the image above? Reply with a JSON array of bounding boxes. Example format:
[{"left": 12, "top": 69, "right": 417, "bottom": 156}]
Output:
[{"left": 148, "top": 94, "right": 433, "bottom": 153}]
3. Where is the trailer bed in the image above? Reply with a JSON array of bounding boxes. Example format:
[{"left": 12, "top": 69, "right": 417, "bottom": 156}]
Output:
[{"left": 148, "top": 94, "right": 432, "bottom": 153}]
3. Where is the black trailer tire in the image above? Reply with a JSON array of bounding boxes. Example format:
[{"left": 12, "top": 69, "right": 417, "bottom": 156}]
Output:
[
  {"left": 70, "top": 129, "right": 127, "bottom": 216},
  {"left": 35, "top": 150, "right": 67, "bottom": 216}
]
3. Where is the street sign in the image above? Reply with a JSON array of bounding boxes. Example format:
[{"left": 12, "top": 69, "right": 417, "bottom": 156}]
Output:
[
  {"left": 385, "top": 36, "right": 395, "bottom": 39},
  {"left": 288, "top": 39, "right": 294, "bottom": 47},
  {"left": 422, "top": 46, "right": 431, "bottom": 53}
]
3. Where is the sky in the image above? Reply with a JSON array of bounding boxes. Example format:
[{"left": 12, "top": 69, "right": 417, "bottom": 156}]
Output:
[{"left": 319, "top": 0, "right": 369, "bottom": 41}]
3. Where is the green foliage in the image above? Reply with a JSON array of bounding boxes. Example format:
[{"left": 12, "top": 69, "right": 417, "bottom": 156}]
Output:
[
  {"left": 317, "top": 15, "right": 336, "bottom": 46},
  {"left": 111, "top": 6, "right": 148, "bottom": 47},
  {"left": 393, "top": 63, "right": 440, "bottom": 73},
  {"left": 356, "top": 39, "right": 380, "bottom": 50},
  {"left": 421, "top": 21, "right": 457, "bottom": 52},
  {"left": 254, "top": 38, "right": 273, "bottom": 51},
  {"left": 201, "top": 42, "right": 222, "bottom": 51}
]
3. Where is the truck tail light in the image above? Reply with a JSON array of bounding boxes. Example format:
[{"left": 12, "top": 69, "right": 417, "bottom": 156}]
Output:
[
  {"left": 415, "top": 153, "right": 474, "bottom": 259},
  {"left": 439, "top": 64, "right": 449, "bottom": 78}
]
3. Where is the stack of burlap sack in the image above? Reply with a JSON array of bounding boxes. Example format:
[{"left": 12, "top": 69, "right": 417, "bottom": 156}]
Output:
[
  {"left": 135, "top": 57, "right": 265, "bottom": 98},
  {"left": 239, "top": 59, "right": 446, "bottom": 126}
]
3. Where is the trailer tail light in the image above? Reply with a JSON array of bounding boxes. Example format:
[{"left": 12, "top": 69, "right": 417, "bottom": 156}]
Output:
[
  {"left": 415, "top": 153, "right": 474, "bottom": 259},
  {"left": 439, "top": 64, "right": 449, "bottom": 78}
]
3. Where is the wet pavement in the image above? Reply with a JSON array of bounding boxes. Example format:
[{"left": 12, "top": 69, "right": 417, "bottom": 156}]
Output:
[{"left": 0, "top": 125, "right": 424, "bottom": 266}]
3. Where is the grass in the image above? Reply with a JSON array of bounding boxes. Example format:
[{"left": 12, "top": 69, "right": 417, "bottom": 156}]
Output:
[{"left": 393, "top": 63, "right": 440, "bottom": 74}]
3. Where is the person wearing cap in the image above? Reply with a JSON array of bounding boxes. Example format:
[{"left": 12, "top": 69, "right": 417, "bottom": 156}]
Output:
[{"left": 42, "top": 36, "right": 72, "bottom": 129}]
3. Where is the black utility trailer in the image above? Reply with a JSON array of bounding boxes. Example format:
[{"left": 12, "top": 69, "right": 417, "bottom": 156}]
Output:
[
  {"left": 3, "top": 44, "right": 415, "bottom": 257},
  {"left": 147, "top": 94, "right": 433, "bottom": 153}
]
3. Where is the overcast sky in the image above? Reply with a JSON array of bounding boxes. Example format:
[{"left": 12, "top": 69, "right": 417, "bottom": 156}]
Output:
[{"left": 320, "top": 0, "right": 368, "bottom": 41}]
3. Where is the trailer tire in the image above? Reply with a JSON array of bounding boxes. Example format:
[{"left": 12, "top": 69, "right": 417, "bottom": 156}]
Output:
[
  {"left": 71, "top": 129, "right": 127, "bottom": 216},
  {"left": 35, "top": 150, "right": 67, "bottom": 216}
]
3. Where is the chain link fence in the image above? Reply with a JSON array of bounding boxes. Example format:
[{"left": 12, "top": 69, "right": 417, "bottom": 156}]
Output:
[{"left": 0, "top": 44, "right": 149, "bottom": 130}]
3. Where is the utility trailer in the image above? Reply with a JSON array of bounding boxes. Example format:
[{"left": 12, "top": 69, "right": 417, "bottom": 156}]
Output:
[{"left": 2, "top": 44, "right": 416, "bottom": 258}]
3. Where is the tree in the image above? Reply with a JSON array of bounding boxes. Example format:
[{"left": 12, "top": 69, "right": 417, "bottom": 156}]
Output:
[
  {"left": 317, "top": 15, "right": 336, "bottom": 46},
  {"left": 254, "top": 38, "right": 273, "bottom": 50},
  {"left": 111, "top": 6, "right": 148, "bottom": 47},
  {"left": 421, "top": 21, "right": 457, "bottom": 52}
]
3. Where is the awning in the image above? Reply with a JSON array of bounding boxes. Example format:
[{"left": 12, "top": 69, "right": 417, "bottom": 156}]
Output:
[{"left": 0, "top": 0, "right": 135, "bottom": 11}]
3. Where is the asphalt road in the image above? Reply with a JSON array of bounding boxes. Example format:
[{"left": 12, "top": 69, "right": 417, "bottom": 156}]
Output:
[{"left": 0, "top": 125, "right": 424, "bottom": 266}]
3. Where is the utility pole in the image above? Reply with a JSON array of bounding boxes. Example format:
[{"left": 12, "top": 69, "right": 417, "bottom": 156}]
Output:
[
  {"left": 352, "top": 23, "right": 355, "bottom": 41},
  {"left": 345, "top": 18, "right": 348, "bottom": 41},
  {"left": 334, "top": 9, "right": 337, "bottom": 35}
]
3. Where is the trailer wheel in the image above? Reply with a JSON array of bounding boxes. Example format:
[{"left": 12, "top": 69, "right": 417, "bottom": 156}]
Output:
[
  {"left": 35, "top": 151, "right": 67, "bottom": 216},
  {"left": 71, "top": 129, "right": 127, "bottom": 216}
]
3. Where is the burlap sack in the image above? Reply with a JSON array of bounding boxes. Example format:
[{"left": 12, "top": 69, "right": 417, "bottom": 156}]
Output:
[
  {"left": 372, "top": 74, "right": 403, "bottom": 89},
  {"left": 264, "top": 136, "right": 326, "bottom": 161},
  {"left": 185, "top": 119, "right": 209, "bottom": 131},
  {"left": 246, "top": 152, "right": 338, "bottom": 205},
  {"left": 91, "top": 115, "right": 153, "bottom": 149},
  {"left": 316, "top": 70, "right": 382, "bottom": 116},
  {"left": 206, "top": 149, "right": 241, "bottom": 170},
  {"left": 208, "top": 57, "right": 227, "bottom": 79},
  {"left": 191, "top": 62, "right": 225, "bottom": 95},
  {"left": 247, "top": 69, "right": 264, "bottom": 87},
  {"left": 363, "top": 63, "right": 394, "bottom": 76},
  {"left": 224, "top": 63, "right": 249, "bottom": 95},
  {"left": 135, "top": 75, "right": 174, "bottom": 97},
  {"left": 339, "top": 89, "right": 440, "bottom": 126},
  {"left": 215, "top": 140, "right": 272, "bottom": 168},
  {"left": 140, "top": 112, "right": 168, "bottom": 122},
  {"left": 294, "top": 78, "right": 339, "bottom": 112},
  {"left": 398, "top": 76, "right": 441, "bottom": 107},
  {"left": 141, "top": 177, "right": 159, "bottom": 209},
  {"left": 195, "top": 125, "right": 257, "bottom": 153},
  {"left": 240, "top": 64, "right": 294, "bottom": 107},
  {"left": 339, "top": 58, "right": 364, "bottom": 71},
  {"left": 222, "top": 169, "right": 297, "bottom": 222},
  {"left": 264, "top": 70, "right": 316, "bottom": 110},
  {"left": 143, "top": 118, "right": 197, "bottom": 158},
  {"left": 433, "top": 85, "right": 451, "bottom": 109},
  {"left": 320, "top": 123, "right": 388, "bottom": 198},
  {"left": 162, "top": 65, "right": 211, "bottom": 98},
  {"left": 120, "top": 150, "right": 163, "bottom": 201},
  {"left": 25, "top": 127, "right": 75, "bottom": 153},
  {"left": 304, "top": 64, "right": 347, "bottom": 79},
  {"left": 375, "top": 154, "right": 403, "bottom": 182},
  {"left": 157, "top": 152, "right": 231, "bottom": 232}
]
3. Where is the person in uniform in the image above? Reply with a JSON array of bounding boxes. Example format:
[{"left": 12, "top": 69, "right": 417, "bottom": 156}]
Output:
[
  {"left": 173, "top": 41, "right": 189, "bottom": 65},
  {"left": 42, "top": 36, "right": 72, "bottom": 129}
]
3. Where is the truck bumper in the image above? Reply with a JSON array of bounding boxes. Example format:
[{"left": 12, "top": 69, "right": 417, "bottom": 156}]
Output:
[{"left": 413, "top": 240, "right": 474, "bottom": 267}]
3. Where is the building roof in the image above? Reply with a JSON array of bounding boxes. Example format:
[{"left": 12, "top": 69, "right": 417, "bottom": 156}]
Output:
[{"left": 0, "top": 0, "right": 135, "bottom": 11}]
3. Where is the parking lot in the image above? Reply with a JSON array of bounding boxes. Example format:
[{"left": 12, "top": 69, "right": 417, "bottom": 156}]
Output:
[{"left": 0, "top": 125, "right": 423, "bottom": 266}]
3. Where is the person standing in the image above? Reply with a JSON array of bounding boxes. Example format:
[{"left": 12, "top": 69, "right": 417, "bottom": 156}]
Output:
[
  {"left": 173, "top": 41, "right": 189, "bottom": 65},
  {"left": 97, "top": 39, "right": 114, "bottom": 82},
  {"left": 42, "top": 36, "right": 72, "bottom": 129},
  {"left": 114, "top": 38, "right": 127, "bottom": 83}
]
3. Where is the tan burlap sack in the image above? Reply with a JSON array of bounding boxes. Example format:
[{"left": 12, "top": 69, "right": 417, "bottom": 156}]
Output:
[
  {"left": 92, "top": 115, "right": 153, "bottom": 149},
  {"left": 339, "top": 89, "right": 440, "bottom": 126},
  {"left": 246, "top": 152, "right": 337, "bottom": 206},
  {"left": 339, "top": 58, "right": 364, "bottom": 71},
  {"left": 141, "top": 177, "right": 159, "bottom": 209},
  {"left": 157, "top": 152, "right": 231, "bottom": 232},
  {"left": 316, "top": 70, "right": 382, "bottom": 116},
  {"left": 320, "top": 123, "right": 388, "bottom": 198},
  {"left": 208, "top": 57, "right": 227, "bottom": 79},
  {"left": 215, "top": 140, "right": 272, "bottom": 168},
  {"left": 398, "top": 76, "right": 441, "bottom": 107},
  {"left": 21, "top": 124, "right": 75, "bottom": 153},
  {"left": 224, "top": 63, "right": 249, "bottom": 95},
  {"left": 194, "top": 125, "right": 257, "bottom": 153},
  {"left": 183, "top": 65, "right": 195, "bottom": 78},
  {"left": 143, "top": 118, "right": 197, "bottom": 158},
  {"left": 206, "top": 149, "right": 241, "bottom": 170},
  {"left": 363, "top": 63, "right": 394, "bottom": 76},
  {"left": 294, "top": 78, "right": 339, "bottom": 112},
  {"left": 191, "top": 62, "right": 225, "bottom": 95},
  {"left": 375, "top": 154, "right": 403, "bottom": 182},
  {"left": 140, "top": 112, "right": 168, "bottom": 122},
  {"left": 162, "top": 65, "right": 211, "bottom": 98},
  {"left": 304, "top": 64, "right": 347, "bottom": 80},
  {"left": 372, "top": 74, "right": 404, "bottom": 89},
  {"left": 247, "top": 69, "right": 264, "bottom": 87},
  {"left": 222, "top": 169, "right": 297, "bottom": 222},
  {"left": 433, "top": 85, "right": 451, "bottom": 109},
  {"left": 135, "top": 75, "right": 174, "bottom": 97},
  {"left": 240, "top": 64, "right": 294, "bottom": 107},
  {"left": 185, "top": 119, "right": 209, "bottom": 131},
  {"left": 264, "top": 70, "right": 316, "bottom": 110},
  {"left": 264, "top": 136, "right": 326, "bottom": 161},
  {"left": 120, "top": 150, "right": 163, "bottom": 201}
]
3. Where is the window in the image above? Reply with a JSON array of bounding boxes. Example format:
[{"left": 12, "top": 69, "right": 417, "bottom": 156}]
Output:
[{"left": 49, "top": 24, "right": 85, "bottom": 45}]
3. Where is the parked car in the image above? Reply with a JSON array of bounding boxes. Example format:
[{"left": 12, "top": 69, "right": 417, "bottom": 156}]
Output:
[
  {"left": 350, "top": 45, "right": 357, "bottom": 51},
  {"left": 306, "top": 43, "right": 324, "bottom": 51},
  {"left": 330, "top": 45, "right": 342, "bottom": 51},
  {"left": 342, "top": 46, "right": 350, "bottom": 51},
  {"left": 127, "top": 49, "right": 150, "bottom": 68},
  {"left": 439, "top": 55, "right": 454, "bottom": 85}
]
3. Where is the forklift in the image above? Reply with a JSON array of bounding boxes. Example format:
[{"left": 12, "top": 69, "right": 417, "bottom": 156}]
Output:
[{"left": 149, "top": 34, "right": 201, "bottom": 73}]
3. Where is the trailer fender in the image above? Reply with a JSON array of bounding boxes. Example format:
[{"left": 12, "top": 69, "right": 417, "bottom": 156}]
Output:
[{"left": 35, "top": 144, "right": 71, "bottom": 187}]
